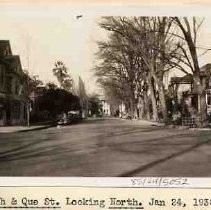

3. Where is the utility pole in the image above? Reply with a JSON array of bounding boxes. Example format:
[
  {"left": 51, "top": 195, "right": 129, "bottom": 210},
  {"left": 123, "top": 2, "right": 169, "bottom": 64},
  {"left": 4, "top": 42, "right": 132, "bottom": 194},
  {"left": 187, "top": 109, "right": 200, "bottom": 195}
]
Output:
[
  {"left": 27, "top": 100, "right": 30, "bottom": 127},
  {"left": 26, "top": 33, "right": 31, "bottom": 127}
]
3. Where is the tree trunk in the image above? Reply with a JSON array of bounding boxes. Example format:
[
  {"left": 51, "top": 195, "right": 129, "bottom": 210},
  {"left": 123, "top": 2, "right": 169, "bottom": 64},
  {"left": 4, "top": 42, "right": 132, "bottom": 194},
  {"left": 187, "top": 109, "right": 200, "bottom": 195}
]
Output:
[
  {"left": 173, "top": 84, "right": 180, "bottom": 114},
  {"left": 137, "top": 96, "right": 142, "bottom": 119},
  {"left": 148, "top": 77, "right": 158, "bottom": 121},
  {"left": 194, "top": 76, "right": 208, "bottom": 127},
  {"left": 153, "top": 73, "right": 168, "bottom": 123},
  {"left": 199, "top": 93, "right": 208, "bottom": 127},
  {"left": 129, "top": 98, "right": 133, "bottom": 117},
  {"left": 139, "top": 97, "right": 144, "bottom": 119},
  {"left": 144, "top": 93, "right": 150, "bottom": 120},
  {"left": 158, "top": 85, "right": 168, "bottom": 123}
]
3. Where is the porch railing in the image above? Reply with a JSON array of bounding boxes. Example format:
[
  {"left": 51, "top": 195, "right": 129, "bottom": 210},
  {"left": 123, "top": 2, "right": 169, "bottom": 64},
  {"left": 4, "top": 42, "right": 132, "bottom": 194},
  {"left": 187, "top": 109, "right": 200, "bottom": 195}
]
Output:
[{"left": 182, "top": 117, "right": 201, "bottom": 127}]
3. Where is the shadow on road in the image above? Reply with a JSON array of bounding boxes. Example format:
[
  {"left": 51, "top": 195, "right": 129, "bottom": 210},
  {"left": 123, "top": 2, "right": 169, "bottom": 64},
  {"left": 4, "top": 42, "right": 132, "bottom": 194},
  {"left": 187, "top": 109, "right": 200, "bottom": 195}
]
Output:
[
  {"left": 119, "top": 136, "right": 211, "bottom": 177},
  {"left": 82, "top": 118, "right": 112, "bottom": 124},
  {"left": 0, "top": 137, "right": 55, "bottom": 162}
]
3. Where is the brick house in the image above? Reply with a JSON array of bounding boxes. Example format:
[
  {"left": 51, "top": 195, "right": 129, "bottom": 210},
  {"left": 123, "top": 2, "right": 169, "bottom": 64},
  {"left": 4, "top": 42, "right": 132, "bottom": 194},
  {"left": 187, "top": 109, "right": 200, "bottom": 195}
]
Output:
[{"left": 0, "top": 40, "right": 28, "bottom": 126}]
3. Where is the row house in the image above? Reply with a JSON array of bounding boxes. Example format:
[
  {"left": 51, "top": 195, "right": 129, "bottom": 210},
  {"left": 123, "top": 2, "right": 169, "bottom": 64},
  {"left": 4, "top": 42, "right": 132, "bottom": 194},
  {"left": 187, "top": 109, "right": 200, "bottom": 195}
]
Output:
[{"left": 0, "top": 40, "right": 28, "bottom": 126}]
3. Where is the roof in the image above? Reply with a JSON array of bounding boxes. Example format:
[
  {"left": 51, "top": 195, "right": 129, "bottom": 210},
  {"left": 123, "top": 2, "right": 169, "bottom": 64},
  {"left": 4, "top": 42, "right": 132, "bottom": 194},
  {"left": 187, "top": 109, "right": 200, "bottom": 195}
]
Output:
[
  {"left": 170, "top": 63, "right": 211, "bottom": 84},
  {"left": 4, "top": 55, "right": 22, "bottom": 69},
  {"left": 170, "top": 74, "right": 193, "bottom": 84},
  {"left": 200, "top": 63, "right": 211, "bottom": 72},
  {"left": 4, "top": 55, "right": 21, "bottom": 63},
  {"left": 199, "top": 63, "right": 211, "bottom": 77},
  {"left": 0, "top": 40, "right": 12, "bottom": 56}
]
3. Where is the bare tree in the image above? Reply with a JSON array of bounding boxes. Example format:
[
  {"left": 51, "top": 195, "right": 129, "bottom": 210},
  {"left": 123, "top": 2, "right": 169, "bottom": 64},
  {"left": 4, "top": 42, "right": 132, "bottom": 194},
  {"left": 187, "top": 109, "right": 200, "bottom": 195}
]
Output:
[
  {"left": 95, "top": 19, "right": 148, "bottom": 118},
  {"left": 172, "top": 17, "right": 208, "bottom": 126},
  {"left": 96, "top": 16, "right": 195, "bottom": 123}
]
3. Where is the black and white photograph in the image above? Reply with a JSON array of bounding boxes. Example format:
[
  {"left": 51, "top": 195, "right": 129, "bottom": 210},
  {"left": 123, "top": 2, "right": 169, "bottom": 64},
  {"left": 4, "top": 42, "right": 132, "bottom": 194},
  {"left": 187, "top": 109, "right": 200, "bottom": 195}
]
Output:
[{"left": 0, "top": 3, "right": 211, "bottom": 176}]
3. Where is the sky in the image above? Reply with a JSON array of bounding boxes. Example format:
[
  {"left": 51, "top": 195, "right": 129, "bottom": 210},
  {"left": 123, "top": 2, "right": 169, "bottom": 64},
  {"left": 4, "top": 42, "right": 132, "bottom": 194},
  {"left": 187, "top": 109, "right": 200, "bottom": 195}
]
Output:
[
  {"left": 1, "top": 3, "right": 211, "bottom": 94},
  {"left": 0, "top": 4, "right": 104, "bottom": 94}
]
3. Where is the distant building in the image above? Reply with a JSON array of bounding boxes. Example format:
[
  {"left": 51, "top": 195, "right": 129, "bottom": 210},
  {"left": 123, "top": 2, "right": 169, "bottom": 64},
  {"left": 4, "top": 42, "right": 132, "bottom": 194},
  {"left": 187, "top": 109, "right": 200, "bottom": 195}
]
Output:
[
  {"left": 97, "top": 88, "right": 111, "bottom": 116},
  {"left": 0, "top": 40, "right": 28, "bottom": 126},
  {"left": 101, "top": 99, "right": 111, "bottom": 116},
  {"left": 119, "top": 102, "right": 126, "bottom": 117}
]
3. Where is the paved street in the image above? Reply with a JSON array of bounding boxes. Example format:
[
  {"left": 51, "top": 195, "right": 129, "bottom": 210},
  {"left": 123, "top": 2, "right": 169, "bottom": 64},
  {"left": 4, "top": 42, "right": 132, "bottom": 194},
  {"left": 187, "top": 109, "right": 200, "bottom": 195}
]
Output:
[{"left": 0, "top": 117, "right": 211, "bottom": 176}]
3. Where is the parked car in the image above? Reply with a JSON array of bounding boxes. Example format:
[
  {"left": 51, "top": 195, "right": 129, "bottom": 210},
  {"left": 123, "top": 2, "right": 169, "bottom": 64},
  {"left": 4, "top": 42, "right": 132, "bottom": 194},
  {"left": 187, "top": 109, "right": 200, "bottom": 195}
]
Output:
[
  {"left": 68, "top": 110, "right": 81, "bottom": 122},
  {"left": 57, "top": 110, "right": 82, "bottom": 126},
  {"left": 57, "top": 112, "right": 72, "bottom": 126},
  {"left": 121, "top": 113, "right": 132, "bottom": 119}
]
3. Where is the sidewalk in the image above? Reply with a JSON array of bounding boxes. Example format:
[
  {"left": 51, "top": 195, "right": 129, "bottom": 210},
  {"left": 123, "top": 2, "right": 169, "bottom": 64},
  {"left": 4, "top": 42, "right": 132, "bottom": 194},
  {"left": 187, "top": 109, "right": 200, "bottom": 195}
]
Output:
[
  {"left": 121, "top": 117, "right": 211, "bottom": 130},
  {"left": 131, "top": 118, "right": 165, "bottom": 127},
  {"left": 0, "top": 124, "right": 54, "bottom": 133},
  {"left": 121, "top": 117, "right": 165, "bottom": 127}
]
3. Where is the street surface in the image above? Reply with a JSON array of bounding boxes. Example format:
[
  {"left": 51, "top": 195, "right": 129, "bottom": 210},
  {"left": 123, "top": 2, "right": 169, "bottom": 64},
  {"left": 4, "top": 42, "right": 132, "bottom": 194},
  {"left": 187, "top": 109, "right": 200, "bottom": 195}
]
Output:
[{"left": 0, "top": 117, "right": 210, "bottom": 176}]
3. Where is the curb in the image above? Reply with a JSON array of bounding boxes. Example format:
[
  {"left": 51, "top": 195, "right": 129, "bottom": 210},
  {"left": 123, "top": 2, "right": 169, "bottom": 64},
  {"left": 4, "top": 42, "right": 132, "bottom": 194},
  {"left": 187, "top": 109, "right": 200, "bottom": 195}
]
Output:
[
  {"left": 17, "top": 124, "right": 55, "bottom": 133},
  {"left": 120, "top": 118, "right": 165, "bottom": 127},
  {"left": 165, "top": 124, "right": 190, "bottom": 130}
]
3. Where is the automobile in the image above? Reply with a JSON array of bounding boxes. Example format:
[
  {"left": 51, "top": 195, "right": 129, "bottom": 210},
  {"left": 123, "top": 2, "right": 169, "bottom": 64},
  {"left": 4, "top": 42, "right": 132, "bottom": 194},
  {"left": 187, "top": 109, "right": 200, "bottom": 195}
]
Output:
[
  {"left": 68, "top": 110, "right": 81, "bottom": 122},
  {"left": 57, "top": 113, "right": 72, "bottom": 126},
  {"left": 121, "top": 113, "right": 132, "bottom": 119},
  {"left": 57, "top": 110, "right": 82, "bottom": 126}
]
